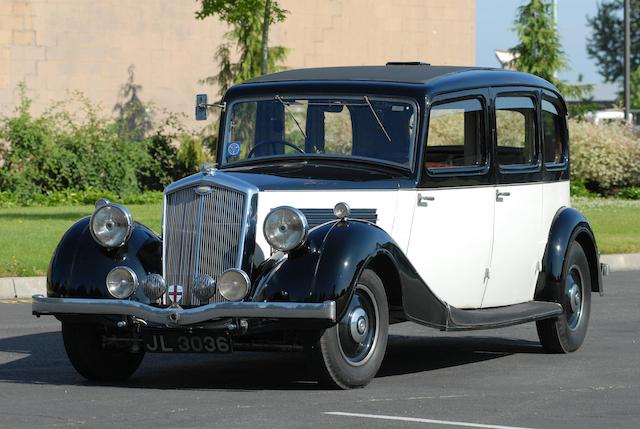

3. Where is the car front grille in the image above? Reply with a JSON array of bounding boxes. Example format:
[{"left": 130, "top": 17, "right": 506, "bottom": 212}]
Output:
[{"left": 163, "top": 184, "right": 246, "bottom": 305}]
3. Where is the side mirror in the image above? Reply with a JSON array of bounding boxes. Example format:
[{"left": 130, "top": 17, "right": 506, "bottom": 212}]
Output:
[{"left": 195, "top": 94, "right": 208, "bottom": 121}]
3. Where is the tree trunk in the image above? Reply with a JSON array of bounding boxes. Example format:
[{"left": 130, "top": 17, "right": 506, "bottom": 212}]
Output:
[{"left": 261, "top": 0, "right": 271, "bottom": 75}]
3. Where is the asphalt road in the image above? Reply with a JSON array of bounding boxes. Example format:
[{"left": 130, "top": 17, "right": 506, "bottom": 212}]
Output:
[{"left": 0, "top": 270, "right": 638, "bottom": 429}]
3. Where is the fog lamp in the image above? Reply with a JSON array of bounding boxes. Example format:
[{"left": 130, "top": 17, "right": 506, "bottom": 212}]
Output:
[
  {"left": 218, "top": 269, "right": 250, "bottom": 301},
  {"left": 106, "top": 266, "right": 138, "bottom": 299}
]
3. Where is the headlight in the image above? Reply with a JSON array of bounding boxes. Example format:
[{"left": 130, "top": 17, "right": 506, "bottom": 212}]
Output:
[
  {"left": 218, "top": 269, "right": 250, "bottom": 301},
  {"left": 106, "top": 266, "right": 138, "bottom": 299},
  {"left": 90, "top": 200, "right": 134, "bottom": 248},
  {"left": 263, "top": 206, "right": 308, "bottom": 251}
]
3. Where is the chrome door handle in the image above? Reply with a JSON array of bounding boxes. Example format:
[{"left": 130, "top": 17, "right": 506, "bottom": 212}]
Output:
[
  {"left": 417, "top": 193, "right": 435, "bottom": 207},
  {"left": 496, "top": 190, "right": 511, "bottom": 201}
]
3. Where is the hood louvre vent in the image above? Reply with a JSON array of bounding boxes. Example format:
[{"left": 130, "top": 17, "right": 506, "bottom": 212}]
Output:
[{"left": 300, "top": 208, "right": 377, "bottom": 228}]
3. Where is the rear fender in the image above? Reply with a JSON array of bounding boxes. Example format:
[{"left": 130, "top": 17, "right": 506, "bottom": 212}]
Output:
[{"left": 536, "top": 207, "right": 603, "bottom": 300}]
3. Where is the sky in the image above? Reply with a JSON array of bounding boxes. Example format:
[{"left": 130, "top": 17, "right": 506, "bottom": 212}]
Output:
[{"left": 477, "top": 0, "right": 602, "bottom": 84}]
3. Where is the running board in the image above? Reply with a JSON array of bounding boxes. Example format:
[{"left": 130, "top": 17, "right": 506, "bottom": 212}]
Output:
[{"left": 444, "top": 301, "right": 563, "bottom": 331}]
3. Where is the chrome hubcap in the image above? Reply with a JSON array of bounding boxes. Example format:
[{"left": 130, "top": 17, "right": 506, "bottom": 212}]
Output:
[
  {"left": 337, "top": 284, "right": 379, "bottom": 367},
  {"left": 349, "top": 307, "right": 369, "bottom": 343},
  {"left": 565, "top": 265, "right": 584, "bottom": 330}
]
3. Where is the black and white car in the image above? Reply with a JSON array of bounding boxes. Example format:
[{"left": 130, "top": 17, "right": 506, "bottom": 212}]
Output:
[{"left": 33, "top": 64, "right": 606, "bottom": 389}]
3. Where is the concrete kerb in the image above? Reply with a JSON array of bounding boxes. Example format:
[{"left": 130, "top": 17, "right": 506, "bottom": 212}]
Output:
[{"left": 1, "top": 253, "right": 639, "bottom": 300}]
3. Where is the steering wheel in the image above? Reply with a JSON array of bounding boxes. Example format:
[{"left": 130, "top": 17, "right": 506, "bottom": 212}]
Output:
[{"left": 247, "top": 140, "right": 305, "bottom": 158}]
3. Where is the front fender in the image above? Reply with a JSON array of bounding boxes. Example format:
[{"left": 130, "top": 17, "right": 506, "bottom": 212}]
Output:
[
  {"left": 47, "top": 217, "right": 162, "bottom": 303},
  {"left": 253, "top": 220, "right": 448, "bottom": 327}
]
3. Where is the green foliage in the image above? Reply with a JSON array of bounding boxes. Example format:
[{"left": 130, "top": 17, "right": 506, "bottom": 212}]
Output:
[
  {"left": 569, "top": 119, "right": 640, "bottom": 190},
  {"left": 0, "top": 85, "right": 211, "bottom": 206},
  {"left": 587, "top": 0, "right": 640, "bottom": 83},
  {"left": 510, "top": 1, "right": 588, "bottom": 99},
  {"left": 176, "top": 133, "right": 211, "bottom": 175},
  {"left": 570, "top": 179, "right": 597, "bottom": 198},
  {"left": 196, "top": 0, "right": 288, "bottom": 94},
  {"left": 0, "top": 189, "right": 162, "bottom": 208},
  {"left": 616, "top": 186, "right": 640, "bottom": 199}
]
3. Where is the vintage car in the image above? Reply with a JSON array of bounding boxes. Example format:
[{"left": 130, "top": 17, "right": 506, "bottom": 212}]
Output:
[{"left": 33, "top": 64, "right": 606, "bottom": 389}]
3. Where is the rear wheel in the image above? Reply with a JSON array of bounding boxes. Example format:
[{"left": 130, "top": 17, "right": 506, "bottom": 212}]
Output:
[
  {"left": 537, "top": 241, "right": 592, "bottom": 353},
  {"left": 62, "top": 322, "right": 144, "bottom": 381},
  {"left": 313, "top": 269, "right": 389, "bottom": 389}
]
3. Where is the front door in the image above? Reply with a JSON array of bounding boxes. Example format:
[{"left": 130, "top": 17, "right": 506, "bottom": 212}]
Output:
[
  {"left": 406, "top": 92, "right": 493, "bottom": 309},
  {"left": 482, "top": 91, "right": 544, "bottom": 308}
]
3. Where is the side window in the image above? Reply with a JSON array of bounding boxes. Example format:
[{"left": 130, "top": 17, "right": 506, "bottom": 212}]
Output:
[
  {"left": 495, "top": 96, "right": 537, "bottom": 166},
  {"left": 426, "top": 98, "right": 485, "bottom": 170},
  {"left": 542, "top": 99, "right": 566, "bottom": 165}
]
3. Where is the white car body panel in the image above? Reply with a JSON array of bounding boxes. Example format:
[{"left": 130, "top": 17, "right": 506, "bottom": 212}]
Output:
[{"left": 406, "top": 186, "right": 495, "bottom": 309}]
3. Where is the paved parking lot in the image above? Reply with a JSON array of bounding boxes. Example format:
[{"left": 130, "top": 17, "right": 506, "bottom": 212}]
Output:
[{"left": 0, "top": 270, "right": 638, "bottom": 428}]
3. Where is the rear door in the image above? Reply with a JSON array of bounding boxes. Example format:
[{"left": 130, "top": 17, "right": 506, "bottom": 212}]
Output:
[
  {"left": 406, "top": 90, "right": 494, "bottom": 309},
  {"left": 482, "top": 89, "right": 544, "bottom": 307}
]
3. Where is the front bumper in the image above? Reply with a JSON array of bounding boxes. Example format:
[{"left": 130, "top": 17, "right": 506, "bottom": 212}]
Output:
[{"left": 32, "top": 295, "right": 336, "bottom": 326}]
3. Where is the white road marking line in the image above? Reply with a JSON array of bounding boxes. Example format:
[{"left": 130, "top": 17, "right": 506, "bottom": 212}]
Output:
[{"left": 324, "top": 412, "right": 536, "bottom": 429}]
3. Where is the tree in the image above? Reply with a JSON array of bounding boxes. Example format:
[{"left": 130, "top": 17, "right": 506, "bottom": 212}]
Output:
[
  {"left": 196, "top": 0, "right": 288, "bottom": 95},
  {"left": 587, "top": 0, "right": 640, "bottom": 84},
  {"left": 510, "top": 0, "right": 588, "bottom": 99}
]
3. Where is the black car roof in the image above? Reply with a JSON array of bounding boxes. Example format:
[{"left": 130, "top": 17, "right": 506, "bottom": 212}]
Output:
[{"left": 240, "top": 64, "right": 560, "bottom": 95}]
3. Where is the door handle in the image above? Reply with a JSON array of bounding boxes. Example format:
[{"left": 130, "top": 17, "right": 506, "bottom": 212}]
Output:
[
  {"left": 417, "top": 193, "right": 435, "bottom": 207},
  {"left": 496, "top": 190, "right": 511, "bottom": 202}
]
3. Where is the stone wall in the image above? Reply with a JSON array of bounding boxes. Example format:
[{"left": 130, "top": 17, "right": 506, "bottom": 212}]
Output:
[{"left": 0, "top": 0, "right": 475, "bottom": 127}]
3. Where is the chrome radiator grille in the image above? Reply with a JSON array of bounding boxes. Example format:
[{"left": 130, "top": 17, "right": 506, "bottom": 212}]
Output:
[{"left": 164, "top": 185, "right": 246, "bottom": 305}]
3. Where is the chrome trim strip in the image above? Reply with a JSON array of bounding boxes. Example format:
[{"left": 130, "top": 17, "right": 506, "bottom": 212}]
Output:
[{"left": 32, "top": 295, "right": 336, "bottom": 325}]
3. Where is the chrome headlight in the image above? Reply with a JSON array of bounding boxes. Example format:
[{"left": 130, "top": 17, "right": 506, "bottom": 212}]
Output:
[
  {"left": 218, "top": 269, "right": 250, "bottom": 301},
  {"left": 263, "top": 206, "right": 308, "bottom": 251},
  {"left": 106, "top": 266, "right": 138, "bottom": 299},
  {"left": 90, "top": 200, "right": 134, "bottom": 248}
]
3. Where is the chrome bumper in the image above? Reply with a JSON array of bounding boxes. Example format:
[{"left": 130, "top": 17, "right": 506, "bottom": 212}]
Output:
[{"left": 32, "top": 295, "right": 336, "bottom": 326}]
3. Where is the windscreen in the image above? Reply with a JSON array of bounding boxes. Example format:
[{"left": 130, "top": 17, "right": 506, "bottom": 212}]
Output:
[{"left": 221, "top": 96, "right": 417, "bottom": 168}]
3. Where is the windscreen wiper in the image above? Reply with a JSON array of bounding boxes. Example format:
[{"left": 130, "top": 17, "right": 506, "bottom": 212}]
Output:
[
  {"left": 364, "top": 96, "right": 392, "bottom": 143},
  {"left": 275, "top": 95, "right": 306, "bottom": 139}
]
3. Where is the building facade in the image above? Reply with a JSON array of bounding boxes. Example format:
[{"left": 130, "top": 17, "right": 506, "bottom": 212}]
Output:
[{"left": 0, "top": 0, "right": 476, "bottom": 124}]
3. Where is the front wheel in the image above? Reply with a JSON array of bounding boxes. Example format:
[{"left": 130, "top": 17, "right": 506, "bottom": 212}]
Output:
[
  {"left": 537, "top": 241, "right": 592, "bottom": 353},
  {"left": 313, "top": 269, "right": 389, "bottom": 389},
  {"left": 62, "top": 322, "right": 145, "bottom": 381}
]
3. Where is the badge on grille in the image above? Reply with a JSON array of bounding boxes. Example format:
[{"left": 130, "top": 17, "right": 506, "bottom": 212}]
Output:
[{"left": 167, "top": 285, "right": 183, "bottom": 304}]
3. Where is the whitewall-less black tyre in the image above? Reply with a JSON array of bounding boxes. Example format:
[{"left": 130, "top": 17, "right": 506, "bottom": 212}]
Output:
[
  {"left": 537, "top": 241, "right": 592, "bottom": 353},
  {"left": 62, "top": 323, "right": 144, "bottom": 381},
  {"left": 314, "top": 269, "right": 389, "bottom": 389}
]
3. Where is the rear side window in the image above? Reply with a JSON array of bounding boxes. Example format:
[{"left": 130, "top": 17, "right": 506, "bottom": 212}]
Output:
[
  {"left": 542, "top": 99, "right": 566, "bottom": 165},
  {"left": 495, "top": 96, "right": 536, "bottom": 166},
  {"left": 426, "top": 98, "right": 485, "bottom": 170}
]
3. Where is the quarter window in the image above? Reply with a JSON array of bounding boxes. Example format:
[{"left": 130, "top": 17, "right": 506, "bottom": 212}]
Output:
[
  {"left": 426, "top": 98, "right": 485, "bottom": 170},
  {"left": 542, "top": 99, "right": 565, "bottom": 165},
  {"left": 495, "top": 96, "right": 536, "bottom": 166}
]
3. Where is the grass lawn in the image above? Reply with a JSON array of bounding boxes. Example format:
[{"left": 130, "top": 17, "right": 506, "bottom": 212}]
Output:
[
  {"left": 572, "top": 197, "right": 640, "bottom": 255},
  {"left": 0, "top": 203, "right": 162, "bottom": 277},
  {"left": 0, "top": 198, "right": 638, "bottom": 277}
]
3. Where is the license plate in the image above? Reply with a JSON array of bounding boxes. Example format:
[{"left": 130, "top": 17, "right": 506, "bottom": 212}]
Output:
[{"left": 143, "top": 331, "right": 232, "bottom": 354}]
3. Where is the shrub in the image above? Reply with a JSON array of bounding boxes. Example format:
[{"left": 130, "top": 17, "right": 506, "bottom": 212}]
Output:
[
  {"left": 569, "top": 119, "right": 640, "bottom": 191},
  {"left": 0, "top": 85, "right": 214, "bottom": 206}
]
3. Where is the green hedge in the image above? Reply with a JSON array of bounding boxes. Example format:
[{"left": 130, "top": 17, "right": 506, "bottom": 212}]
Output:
[
  {"left": 569, "top": 119, "right": 640, "bottom": 192},
  {"left": 0, "top": 87, "right": 213, "bottom": 206}
]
